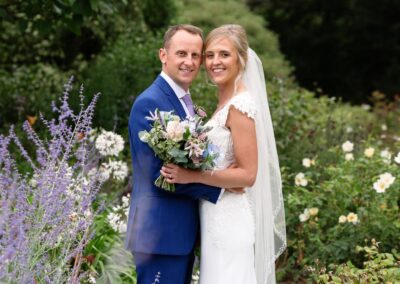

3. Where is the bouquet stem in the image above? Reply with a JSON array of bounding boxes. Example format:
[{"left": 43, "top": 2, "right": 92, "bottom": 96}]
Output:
[{"left": 155, "top": 174, "right": 176, "bottom": 192}]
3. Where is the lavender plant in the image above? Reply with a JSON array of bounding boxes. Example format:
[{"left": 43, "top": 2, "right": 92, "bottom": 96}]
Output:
[{"left": 0, "top": 77, "right": 102, "bottom": 283}]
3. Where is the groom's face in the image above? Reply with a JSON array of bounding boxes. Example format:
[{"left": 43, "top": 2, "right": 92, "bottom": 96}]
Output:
[{"left": 159, "top": 30, "right": 203, "bottom": 91}]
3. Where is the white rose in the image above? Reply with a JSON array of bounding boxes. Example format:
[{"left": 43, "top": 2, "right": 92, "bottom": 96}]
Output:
[
  {"left": 302, "top": 158, "right": 312, "bottom": 168},
  {"left": 342, "top": 141, "right": 354, "bottom": 152},
  {"left": 364, "top": 147, "right": 375, "bottom": 158},
  {"left": 166, "top": 120, "right": 184, "bottom": 142},
  {"left": 379, "top": 172, "right": 395, "bottom": 186},
  {"left": 345, "top": 153, "right": 354, "bottom": 161},
  {"left": 347, "top": 212, "right": 358, "bottom": 224},
  {"left": 295, "top": 173, "right": 308, "bottom": 187},
  {"left": 299, "top": 209, "right": 310, "bottom": 222},
  {"left": 380, "top": 149, "right": 392, "bottom": 164},
  {"left": 338, "top": 215, "right": 347, "bottom": 223},
  {"left": 309, "top": 208, "right": 319, "bottom": 216},
  {"left": 373, "top": 179, "right": 388, "bottom": 193}
]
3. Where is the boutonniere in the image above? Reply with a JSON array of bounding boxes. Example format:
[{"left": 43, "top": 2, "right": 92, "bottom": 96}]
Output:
[{"left": 194, "top": 105, "right": 207, "bottom": 118}]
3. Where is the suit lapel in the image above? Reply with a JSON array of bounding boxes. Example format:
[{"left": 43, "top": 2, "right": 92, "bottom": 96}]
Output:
[{"left": 154, "top": 75, "right": 187, "bottom": 119}]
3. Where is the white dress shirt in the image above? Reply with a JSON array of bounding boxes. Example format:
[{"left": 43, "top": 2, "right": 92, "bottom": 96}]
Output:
[
  {"left": 160, "top": 71, "right": 192, "bottom": 117},
  {"left": 159, "top": 71, "right": 225, "bottom": 200}
]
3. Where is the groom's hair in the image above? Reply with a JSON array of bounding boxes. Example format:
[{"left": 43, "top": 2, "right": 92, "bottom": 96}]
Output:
[{"left": 163, "top": 24, "right": 204, "bottom": 49}]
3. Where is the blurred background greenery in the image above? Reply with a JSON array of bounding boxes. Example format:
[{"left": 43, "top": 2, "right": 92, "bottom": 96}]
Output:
[{"left": 1, "top": 0, "right": 399, "bottom": 282}]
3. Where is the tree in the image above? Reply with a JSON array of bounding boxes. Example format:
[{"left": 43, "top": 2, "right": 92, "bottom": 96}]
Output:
[{"left": 248, "top": 0, "right": 400, "bottom": 103}]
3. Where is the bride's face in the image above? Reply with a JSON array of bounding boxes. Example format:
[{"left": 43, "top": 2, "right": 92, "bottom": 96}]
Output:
[{"left": 204, "top": 37, "right": 241, "bottom": 88}]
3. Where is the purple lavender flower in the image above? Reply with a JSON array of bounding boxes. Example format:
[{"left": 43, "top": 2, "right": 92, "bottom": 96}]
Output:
[{"left": 0, "top": 77, "right": 102, "bottom": 283}]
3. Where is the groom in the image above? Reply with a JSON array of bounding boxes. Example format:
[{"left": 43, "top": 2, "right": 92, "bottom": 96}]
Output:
[{"left": 125, "top": 24, "right": 222, "bottom": 284}]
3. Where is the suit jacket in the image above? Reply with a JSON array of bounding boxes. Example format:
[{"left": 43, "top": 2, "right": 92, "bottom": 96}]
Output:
[{"left": 125, "top": 75, "right": 221, "bottom": 255}]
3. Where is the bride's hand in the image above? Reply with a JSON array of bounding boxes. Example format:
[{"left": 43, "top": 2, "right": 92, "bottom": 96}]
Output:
[{"left": 160, "top": 163, "right": 193, "bottom": 184}]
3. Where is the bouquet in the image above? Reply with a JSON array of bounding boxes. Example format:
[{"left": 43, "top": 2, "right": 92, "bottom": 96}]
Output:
[{"left": 139, "top": 108, "right": 219, "bottom": 191}]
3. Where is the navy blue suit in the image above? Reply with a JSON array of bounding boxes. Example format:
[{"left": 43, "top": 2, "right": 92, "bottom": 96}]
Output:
[{"left": 125, "top": 75, "right": 221, "bottom": 283}]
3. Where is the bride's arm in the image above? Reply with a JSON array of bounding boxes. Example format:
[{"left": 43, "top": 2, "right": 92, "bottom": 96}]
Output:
[{"left": 161, "top": 107, "right": 258, "bottom": 188}]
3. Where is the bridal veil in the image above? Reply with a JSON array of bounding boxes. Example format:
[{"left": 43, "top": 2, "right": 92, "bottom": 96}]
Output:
[{"left": 243, "top": 48, "right": 287, "bottom": 284}]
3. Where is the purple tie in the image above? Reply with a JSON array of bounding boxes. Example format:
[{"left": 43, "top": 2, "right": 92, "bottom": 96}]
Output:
[{"left": 182, "top": 94, "right": 195, "bottom": 116}]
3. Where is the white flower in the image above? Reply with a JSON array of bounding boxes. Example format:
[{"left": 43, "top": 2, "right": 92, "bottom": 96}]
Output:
[
  {"left": 87, "top": 275, "right": 97, "bottom": 284},
  {"left": 88, "top": 164, "right": 111, "bottom": 182},
  {"left": 118, "top": 222, "right": 127, "bottom": 233},
  {"left": 108, "top": 161, "right": 129, "bottom": 181},
  {"left": 381, "top": 124, "right": 388, "bottom": 131},
  {"left": 180, "top": 119, "right": 196, "bottom": 134},
  {"left": 295, "top": 173, "right": 308, "bottom": 187},
  {"left": 122, "top": 194, "right": 130, "bottom": 208},
  {"left": 345, "top": 153, "right": 354, "bottom": 161},
  {"left": 302, "top": 158, "right": 311, "bottom": 168},
  {"left": 299, "top": 209, "right": 310, "bottom": 222},
  {"left": 346, "top": 127, "right": 353, "bottom": 133},
  {"left": 192, "top": 270, "right": 200, "bottom": 282},
  {"left": 166, "top": 120, "right": 184, "bottom": 142},
  {"left": 361, "top": 104, "right": 371, "bottom": 111},
  {"left": 107, "top": 212, "right": 123, "bottom": 232},
  {"left": 95, "top": 130, "right": 124, "bottom": 157},
  {"left": 364, "top": 147, "right": 375, "bottom": 158},
  {"left": 380, "top": 149, "right": 392, "bottom": 163},
  {"left": 394, "top": 152, "right": 400, "bottom": 164},
  {"left": 347, "top": 212, "right": 358, "bottom": 224},
  {"left": 373, "top": 179, "right": 389, "bottom": 193},
  {"left": 309, "top": 207, "right": 319, "bottom": 216},
  {"left": 338, "top": 215, "right": 347, "bottom": 223},
  {"left": 342, "top": 141, "right": 354, "bottom": 152},
  {"left": 379, "top": 172, "right": 395, "bottom": 186},
  {"left": 84, "top": 209, "right": 92, "bottom": 218},
  {"left": 29, "top": 178, "right": 38, "bottom": 187}
]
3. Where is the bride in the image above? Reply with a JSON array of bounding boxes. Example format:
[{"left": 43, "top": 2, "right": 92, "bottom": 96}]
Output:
[{"left": 160, "top": 24, "right": 286, "bottom": 284}]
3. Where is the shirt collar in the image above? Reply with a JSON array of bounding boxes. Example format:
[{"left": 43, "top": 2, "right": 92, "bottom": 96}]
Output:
[{"left": 160, "top": 71, "right": 189, "bottom": 99}]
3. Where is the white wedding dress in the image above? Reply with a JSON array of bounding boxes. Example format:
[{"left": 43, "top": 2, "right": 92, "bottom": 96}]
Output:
[{"left": 199, "top": 91, "right": 257, "bottom": 284}]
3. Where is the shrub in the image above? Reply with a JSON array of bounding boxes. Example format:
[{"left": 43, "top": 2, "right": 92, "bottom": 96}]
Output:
[
  {"left": 0, "top": 64, "right": 67, "bottom": 128},
  {"left": 83, "top": 32, "right": 162, "bottom": 130},
  {"left": 307, "top": 240, "right": 400, "bottom": 283},
  {"left": 281, "top": 137, "right": 400, "bottom": 280}
]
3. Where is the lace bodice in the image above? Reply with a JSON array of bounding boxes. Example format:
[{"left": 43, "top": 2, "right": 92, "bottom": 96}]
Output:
[{"left": 206, "top": 91, "right": 257, "bottom": 170}]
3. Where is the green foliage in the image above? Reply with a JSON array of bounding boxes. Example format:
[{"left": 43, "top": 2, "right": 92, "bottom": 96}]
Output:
[
  {"left": 308, "top": 241, "right": 400, "bottom": 283},
  {"left": 177, "top": 0, "right": 294, "bottom": 80},
  {"left": 0, "top": 64, "right": 67, "bottom": 128},
  {"left": 83, "top": 32, "right": 162, "bottom": 130},
  {"left": 266, "top": 79, "right": 379, "bottom": 167},
  {"left": 0, "top": 0, "right": 113, "bottom": 35},
  {"left": 84, "top": 194, "right": 136, "bottom": 283},
  {"left": 0, "top": 0, "right": 144, "bottom": 68},
  {"left": 141, "top": 0, "right": 177, "bottom": 31}
]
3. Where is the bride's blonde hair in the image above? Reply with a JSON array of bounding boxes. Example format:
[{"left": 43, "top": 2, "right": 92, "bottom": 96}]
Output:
[{"left": 205, "top": 24, "right": 249, "bottom": 93}]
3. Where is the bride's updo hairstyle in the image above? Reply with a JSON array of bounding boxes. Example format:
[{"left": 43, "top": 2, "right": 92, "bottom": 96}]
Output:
[{"left": 205, "top": 24, "right": 249, "bottom": 90}]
